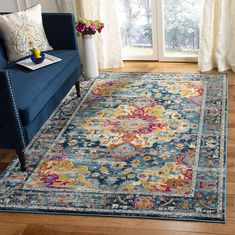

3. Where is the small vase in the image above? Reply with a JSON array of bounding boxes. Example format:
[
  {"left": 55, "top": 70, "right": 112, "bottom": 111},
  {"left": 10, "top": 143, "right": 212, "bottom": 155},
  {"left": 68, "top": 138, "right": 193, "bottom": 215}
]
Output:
[{"left": 82, "top": 34, "right": 99, "bottom": 79}]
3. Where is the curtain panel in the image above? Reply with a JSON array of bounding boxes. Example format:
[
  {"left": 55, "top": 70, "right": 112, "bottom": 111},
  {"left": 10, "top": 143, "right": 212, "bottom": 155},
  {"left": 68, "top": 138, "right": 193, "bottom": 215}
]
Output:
[
  {"left": 58, "top": 0, "right": 77, "bottom": 19},
  {"left": 76, "top": 0, "right": 123, "bottom": 69},
  {"left": 199, "top": 0, "right": 235, "bottom": 72}
]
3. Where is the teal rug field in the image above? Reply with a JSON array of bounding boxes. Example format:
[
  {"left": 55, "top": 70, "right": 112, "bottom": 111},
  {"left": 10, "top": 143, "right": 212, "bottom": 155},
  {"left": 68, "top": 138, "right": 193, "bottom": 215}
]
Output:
[{"left": 0, "top": 72, "right": 227, "bottom": 222}]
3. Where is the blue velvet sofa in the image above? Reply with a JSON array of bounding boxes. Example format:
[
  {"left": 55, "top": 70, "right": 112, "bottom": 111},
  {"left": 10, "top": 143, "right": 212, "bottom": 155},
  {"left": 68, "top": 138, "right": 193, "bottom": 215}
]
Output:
[{"left": 0, "top": 13, "right": 81, "bottom": 171}]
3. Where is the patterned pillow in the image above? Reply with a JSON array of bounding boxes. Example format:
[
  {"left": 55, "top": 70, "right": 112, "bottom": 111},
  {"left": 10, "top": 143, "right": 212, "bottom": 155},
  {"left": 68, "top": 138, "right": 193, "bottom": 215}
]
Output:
[{"left": 0, "top": 4, "right": 52, "bottom": 62}]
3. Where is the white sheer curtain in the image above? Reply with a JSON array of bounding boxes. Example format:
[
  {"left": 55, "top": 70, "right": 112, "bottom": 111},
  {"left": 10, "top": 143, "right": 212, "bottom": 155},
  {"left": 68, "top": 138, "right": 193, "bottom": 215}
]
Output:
[
  {"left": 58, "top": 0, "right": 77, "bottom": 18},
  {"left": 199, "top": 0, "right": 235, "bottom": 72},
  {"left": 76, "top": 0, "right": 123, "bottom": 69}
]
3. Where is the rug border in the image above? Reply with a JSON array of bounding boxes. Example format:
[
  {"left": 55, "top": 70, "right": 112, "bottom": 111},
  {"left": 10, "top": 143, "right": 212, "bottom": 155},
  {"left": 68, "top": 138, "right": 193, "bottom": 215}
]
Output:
[{"left": 0, "top": 207, "right": 225, "bottom": 223}]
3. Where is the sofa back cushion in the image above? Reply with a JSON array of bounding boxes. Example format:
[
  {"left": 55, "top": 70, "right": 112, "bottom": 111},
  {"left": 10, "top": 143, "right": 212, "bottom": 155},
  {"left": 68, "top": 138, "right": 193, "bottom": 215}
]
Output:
[{"left": 0, "top": 39, "right": 7, "bottom": 68}]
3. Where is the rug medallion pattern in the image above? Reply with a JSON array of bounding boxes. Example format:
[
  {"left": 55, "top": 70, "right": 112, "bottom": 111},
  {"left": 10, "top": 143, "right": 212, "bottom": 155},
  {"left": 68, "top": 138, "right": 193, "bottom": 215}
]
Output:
[{"left": 0, "top": 73, "right": 227, "bottom": 222}]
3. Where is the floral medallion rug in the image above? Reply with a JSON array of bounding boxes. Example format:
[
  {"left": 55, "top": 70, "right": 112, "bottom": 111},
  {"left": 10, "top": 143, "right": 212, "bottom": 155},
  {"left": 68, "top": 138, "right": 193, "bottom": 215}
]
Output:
[{"left": 0, "top": 72, "right": 227, "bottom": 222}]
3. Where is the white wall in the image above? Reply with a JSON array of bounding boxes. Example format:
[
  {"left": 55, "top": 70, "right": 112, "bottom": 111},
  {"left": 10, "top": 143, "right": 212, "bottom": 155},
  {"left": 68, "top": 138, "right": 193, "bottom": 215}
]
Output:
[
  {"left": 0, "top": 0, "right": 20, "bottom": 12},
  {"left": 24, "top": 0, "right": 61, "bottom": 12}
]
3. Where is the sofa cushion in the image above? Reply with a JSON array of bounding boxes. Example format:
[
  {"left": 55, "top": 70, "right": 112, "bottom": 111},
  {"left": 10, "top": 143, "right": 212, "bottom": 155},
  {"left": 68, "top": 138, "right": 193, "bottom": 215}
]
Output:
[
  {"left": 24, "top": 69, "right": 79, "bottom": 142},
  {"left": 0, "top": 4, "right": 52, "bottom": 62},
  {"left": 6, "top": 50, "right": 80, "bottom": 125}
]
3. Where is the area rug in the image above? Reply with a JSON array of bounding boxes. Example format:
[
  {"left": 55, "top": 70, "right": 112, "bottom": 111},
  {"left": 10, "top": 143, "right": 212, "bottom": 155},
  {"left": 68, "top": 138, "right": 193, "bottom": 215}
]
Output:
[{"left": 0, "top": 72, "right": 227, "bottom": 222}]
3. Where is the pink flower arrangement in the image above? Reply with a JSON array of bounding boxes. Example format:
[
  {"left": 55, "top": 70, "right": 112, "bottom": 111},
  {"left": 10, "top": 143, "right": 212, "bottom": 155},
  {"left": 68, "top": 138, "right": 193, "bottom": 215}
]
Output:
[{"left": 76, "top": 18, "right": 104, "bottom": 36}]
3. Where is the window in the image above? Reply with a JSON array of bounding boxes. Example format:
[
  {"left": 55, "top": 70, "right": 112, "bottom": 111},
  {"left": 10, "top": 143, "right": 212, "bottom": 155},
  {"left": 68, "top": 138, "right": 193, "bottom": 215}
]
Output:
[
  {"left": 118, "top": 0, "right": 201, "bottom": 61},
  {"left": 118, "top": 0, "right": 154, "bottom": 59}
]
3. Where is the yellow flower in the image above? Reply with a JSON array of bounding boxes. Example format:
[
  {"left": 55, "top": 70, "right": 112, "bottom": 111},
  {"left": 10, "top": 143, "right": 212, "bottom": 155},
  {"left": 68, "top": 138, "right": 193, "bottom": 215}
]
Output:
[
  {"left": 161, "top": 155, "right": 169, "bottom": 160},
  {"left": 176, "top": 144, "right": 184, "bottom": 150},
  {"left": 60, "top": 160, "right": 73, "bottom": 168},
  {"left": 127, "top": 173, "right": 136, "bottom": 179},
  {"left": 76, "top": 166, "right": 87, "bottom": 174},
  {"left": 132, "top": 160, "right": 140, "bottom": 166},
  {"left": 77, "top": 175, "right": 91, "bottom": 188},
  {"left": 68, "top": 140, "right": 77, "bottom": 146},
  {"left": 165, "top": 162, "right": 175, "bottom": 170},
  {"left": 100, "top": 166, "right": 109, "bottom": 174},
  {"left": 155, "top": 93, "right": 162, "bottom": 98},
  {"left": 59, "top": 174, "right": 69, "bottom": 181},
  {"left": 123, "top": 168, "right": 132, "bottom": 175},
  {"left": 84, "top": 181, "right": 92, "bottom": 188}
]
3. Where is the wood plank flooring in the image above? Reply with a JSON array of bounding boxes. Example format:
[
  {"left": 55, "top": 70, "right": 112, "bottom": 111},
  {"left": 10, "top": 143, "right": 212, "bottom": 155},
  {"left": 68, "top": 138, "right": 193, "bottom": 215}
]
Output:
[{"left": 0, "top": 62, "right": 234, "bottom": 235}]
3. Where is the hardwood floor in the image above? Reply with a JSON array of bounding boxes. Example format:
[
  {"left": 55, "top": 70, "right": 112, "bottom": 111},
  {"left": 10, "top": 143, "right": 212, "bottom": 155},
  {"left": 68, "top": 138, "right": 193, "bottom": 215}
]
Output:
[{"left": 0, "top": 62, "right": 234, "bottom": 235}]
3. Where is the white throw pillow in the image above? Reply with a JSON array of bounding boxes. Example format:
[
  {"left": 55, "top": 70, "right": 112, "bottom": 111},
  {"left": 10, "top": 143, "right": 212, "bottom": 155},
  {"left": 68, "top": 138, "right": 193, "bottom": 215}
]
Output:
[{"left": 0, "top": 4, "right": 52, "bottom": 62}]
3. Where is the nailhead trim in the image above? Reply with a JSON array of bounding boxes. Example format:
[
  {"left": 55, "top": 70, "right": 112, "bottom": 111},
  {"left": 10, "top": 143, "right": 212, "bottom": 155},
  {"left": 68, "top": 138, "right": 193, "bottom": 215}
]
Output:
[{"left": 0, "top": 69, "right": 27, "bottom": 148}]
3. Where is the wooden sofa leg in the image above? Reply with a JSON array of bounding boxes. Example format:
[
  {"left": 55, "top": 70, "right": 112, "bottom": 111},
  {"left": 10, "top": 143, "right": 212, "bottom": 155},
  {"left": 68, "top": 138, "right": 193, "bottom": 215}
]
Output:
[
  {"left": 16, "top": 149, "right": 26, "bottom": 172},
  {"left": 75, "top": 81, "right": 81, "bottom": 97}
]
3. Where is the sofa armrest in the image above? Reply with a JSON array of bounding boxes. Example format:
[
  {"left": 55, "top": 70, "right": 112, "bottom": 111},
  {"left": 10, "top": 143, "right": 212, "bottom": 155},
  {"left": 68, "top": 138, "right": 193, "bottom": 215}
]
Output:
[
  {"left": 0, "top": 70, "right": 27, "bottom": 150},
  {"left": 42, "top": 13, "right": 78, "bottom": 50}
]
